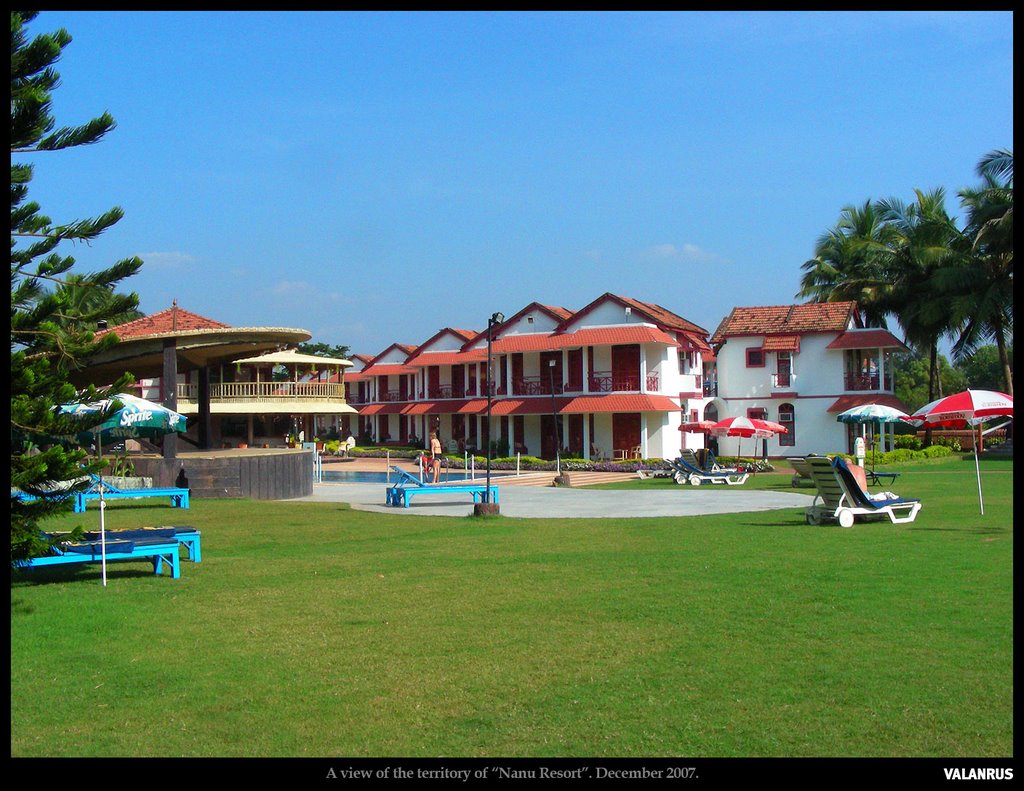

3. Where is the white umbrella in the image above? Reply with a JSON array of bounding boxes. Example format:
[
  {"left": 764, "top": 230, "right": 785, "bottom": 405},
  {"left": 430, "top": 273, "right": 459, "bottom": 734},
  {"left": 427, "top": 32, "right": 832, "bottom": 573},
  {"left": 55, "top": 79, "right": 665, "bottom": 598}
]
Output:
[
  {"left": 836, "top": 403, "right": 909, "bottom": 474},
  {"left": 903, "top": 390, "right": 1013, "bottom": 515}
]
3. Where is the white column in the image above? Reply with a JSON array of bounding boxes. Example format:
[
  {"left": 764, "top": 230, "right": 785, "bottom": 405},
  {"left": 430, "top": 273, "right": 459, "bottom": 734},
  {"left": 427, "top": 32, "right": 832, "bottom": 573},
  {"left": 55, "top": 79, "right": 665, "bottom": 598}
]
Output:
[
  {"left": 582, "top": 348, "right": 590, "bottom": 394},
  {"left": 639, "top": 346, "right": 648, "bottom": 393}
]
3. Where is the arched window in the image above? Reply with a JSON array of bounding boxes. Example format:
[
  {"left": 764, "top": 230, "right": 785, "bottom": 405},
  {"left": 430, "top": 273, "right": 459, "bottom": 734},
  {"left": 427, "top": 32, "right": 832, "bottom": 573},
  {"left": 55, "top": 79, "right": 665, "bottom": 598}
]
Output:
[{"left": 779, "top": 403, "right": 795, "bottom": 447}]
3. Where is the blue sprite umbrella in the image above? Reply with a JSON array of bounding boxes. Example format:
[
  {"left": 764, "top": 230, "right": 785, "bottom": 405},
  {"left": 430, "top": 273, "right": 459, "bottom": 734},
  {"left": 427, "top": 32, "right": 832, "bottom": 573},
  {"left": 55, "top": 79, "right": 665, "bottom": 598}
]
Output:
[
  {"left": 59, "top": 394, "right": 188, "bottom": 586},
  {"left": 61, "top": 393, "right": 188, "bottom": 446}
]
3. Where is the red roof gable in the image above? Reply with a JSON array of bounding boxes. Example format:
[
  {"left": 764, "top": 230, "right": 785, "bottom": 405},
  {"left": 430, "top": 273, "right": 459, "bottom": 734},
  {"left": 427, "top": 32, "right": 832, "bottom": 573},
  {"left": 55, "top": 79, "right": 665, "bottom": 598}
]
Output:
[
  {"left": 561, "top": 293, "right": 709, "bottom": 336},
  {"left": 98, "top": 305, "right": 230, "bottom": 339},
  {"left": 367, "top": 343, "right": 418, "bottom": 367},
  {"left": 463, "top": 302, "right": 574, "bottom": 348},
  {"left": 711, "top": 302, "right": 858, "bottom": 343},
  {"left": 826, "top": 329, "right": 908, "bottom": 351},
  {"left": 406, "top": 328, "right": 482, "bottom": 363}
]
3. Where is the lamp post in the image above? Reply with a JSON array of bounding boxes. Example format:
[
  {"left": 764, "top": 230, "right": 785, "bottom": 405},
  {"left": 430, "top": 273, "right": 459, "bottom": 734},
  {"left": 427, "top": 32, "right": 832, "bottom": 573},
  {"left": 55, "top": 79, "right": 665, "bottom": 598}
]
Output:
[
  {"left": 548, "top": 359, "right": 561, "bottom": 476},
  {"left": 478, "top": 311, "right": 504, "bottom": 515}
]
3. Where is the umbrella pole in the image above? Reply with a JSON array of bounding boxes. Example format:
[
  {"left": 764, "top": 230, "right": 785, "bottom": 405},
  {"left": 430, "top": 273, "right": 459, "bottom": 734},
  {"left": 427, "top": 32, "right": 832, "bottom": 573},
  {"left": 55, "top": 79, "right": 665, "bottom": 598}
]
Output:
[
  {"left": 973, "top": 427, "right": 984, "bottom": 516},
  {"left": 97, "top": 430, "right": 107, "bottom": 587}
]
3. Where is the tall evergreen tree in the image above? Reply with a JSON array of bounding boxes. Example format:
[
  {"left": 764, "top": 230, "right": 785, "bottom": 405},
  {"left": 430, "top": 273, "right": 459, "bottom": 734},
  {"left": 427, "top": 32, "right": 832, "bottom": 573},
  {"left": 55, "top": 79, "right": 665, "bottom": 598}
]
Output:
[{"left": 11, "top": 12, "right": 143, "bottom": 561}]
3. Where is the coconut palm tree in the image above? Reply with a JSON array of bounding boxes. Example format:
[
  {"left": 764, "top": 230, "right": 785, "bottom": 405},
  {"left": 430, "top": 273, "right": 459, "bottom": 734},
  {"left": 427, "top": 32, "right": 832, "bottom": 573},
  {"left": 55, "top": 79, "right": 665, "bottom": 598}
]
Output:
[
  {"left": 942, "top": 149, "right": 1013, "bottom": 394},
  {"left": 796, "top": 200, "right": 897, "bottom": 327},
  {"left": 875, "top": 188, "right": 965, "bottom": 405}
]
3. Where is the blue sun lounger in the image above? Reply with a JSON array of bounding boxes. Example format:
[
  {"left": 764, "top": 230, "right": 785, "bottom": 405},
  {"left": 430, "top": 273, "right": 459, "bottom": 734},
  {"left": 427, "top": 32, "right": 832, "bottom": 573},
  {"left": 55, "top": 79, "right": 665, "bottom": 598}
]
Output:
[
  {"left": 74, "top": 476, "right": 190, "bottom": 513},
  {"left": 18, "top": 527, "right": 184, "bottom": 578},
  {"left": 81, "top": 526, "right": 202, "bottom": 563},
  {"left": 385, "top": 466, "right": 499, "bottom": 509}
]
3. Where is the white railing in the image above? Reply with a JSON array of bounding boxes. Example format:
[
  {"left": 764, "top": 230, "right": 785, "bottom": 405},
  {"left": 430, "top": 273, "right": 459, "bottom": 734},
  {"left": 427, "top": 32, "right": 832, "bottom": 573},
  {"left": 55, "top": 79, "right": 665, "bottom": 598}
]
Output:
[{"left": 178, "top": 381, "right": 348, "bottom": 403}]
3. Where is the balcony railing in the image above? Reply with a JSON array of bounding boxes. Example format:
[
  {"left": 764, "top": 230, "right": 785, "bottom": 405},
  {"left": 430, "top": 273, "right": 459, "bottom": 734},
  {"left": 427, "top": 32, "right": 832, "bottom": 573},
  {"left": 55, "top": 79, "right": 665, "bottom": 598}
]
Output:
[
  {"left": 844, "top": 371, "right": 893, "bottom": 391},
  {"left": 512, "top": 376, "right": 561, "bottom": 396},
  {"left": 178, "top": 381, "right": 348, "bottom": 403},
  {"left": 587, "top": 371, "right": 658, "bottom": 392},
  {"left": 771, "top": 373, "right": 793, "bottom": 389}
]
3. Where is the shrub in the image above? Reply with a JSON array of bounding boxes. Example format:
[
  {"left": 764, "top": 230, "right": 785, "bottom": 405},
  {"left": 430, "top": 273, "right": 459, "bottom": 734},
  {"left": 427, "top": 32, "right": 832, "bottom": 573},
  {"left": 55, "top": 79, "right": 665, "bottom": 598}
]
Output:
[{"left": 894, "top": 434, "right": 923, "bottom": 451}]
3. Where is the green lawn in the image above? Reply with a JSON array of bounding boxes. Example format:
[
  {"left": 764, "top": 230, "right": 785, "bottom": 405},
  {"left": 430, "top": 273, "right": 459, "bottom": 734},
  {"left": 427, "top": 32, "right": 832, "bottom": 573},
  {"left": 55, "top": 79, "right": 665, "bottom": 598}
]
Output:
[{"left": 10, "top": 457, "right": 1013, "bottom": 757}]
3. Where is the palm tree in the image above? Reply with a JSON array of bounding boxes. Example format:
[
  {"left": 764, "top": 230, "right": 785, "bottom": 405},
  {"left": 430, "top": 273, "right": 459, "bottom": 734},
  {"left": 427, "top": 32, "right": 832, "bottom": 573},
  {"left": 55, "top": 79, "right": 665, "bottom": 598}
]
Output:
[
  {"left": 942, "top": 149, "right": 1013, "bottom": 394},
  {"left": 796, "top": 200, "right": 897, "bottom": 327},
  {"left": 875, "top": 188, "right": 965, "bottom": 407}
]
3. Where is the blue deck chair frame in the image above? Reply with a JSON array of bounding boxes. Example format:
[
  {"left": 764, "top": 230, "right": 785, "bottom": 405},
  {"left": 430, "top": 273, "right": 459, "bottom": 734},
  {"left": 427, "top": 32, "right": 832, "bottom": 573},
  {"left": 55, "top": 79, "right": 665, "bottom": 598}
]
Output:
[
  {"left": 385, "top": 466, "right": 499, "bottom": 508},
  {"left": 804, "top": 456, "right": 921, "bottom": 527},
  {"left": 81, "top": 526, "right": 202, "bottom": 563},
  {"left": 17, "top": 528, "right": 183, "bottom": 578},
  {"left": 74, "top": 475, "right": 189, "bottom": 513}
]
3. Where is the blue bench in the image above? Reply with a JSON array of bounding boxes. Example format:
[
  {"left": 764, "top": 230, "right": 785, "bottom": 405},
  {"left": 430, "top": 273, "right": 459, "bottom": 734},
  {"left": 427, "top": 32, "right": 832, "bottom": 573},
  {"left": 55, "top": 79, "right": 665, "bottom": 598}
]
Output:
[
  {"left": 81, "top": 526, "right": 202, "bottom": 563},
  {"left": 385, "top": 466, "right": 499, "bottom": 509},
  {"left": 74, "top": 478, "right": 190, "bottom": 513},
  {"left": 17, "top": 528, "right": 184, "bottom": 578}
]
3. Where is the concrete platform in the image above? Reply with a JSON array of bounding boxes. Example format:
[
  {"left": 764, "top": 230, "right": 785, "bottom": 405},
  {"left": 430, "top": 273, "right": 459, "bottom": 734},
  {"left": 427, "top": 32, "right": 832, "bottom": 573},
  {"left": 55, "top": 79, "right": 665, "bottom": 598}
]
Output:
[{"left": 290, "top": 480, "right": 815, "bottom": 519}]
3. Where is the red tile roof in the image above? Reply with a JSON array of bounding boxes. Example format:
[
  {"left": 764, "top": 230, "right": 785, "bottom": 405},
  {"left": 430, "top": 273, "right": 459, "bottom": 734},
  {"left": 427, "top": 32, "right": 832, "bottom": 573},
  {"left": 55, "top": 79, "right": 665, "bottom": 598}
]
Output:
[
  {"left": 560, "top": 394, "right": 681, "bottom": 414},
  {"left": 406, "top": 350, "right": 487, "bottom": 366},
  {"left": 761, "top": 334, "right": 801, "bottom": 352},
  {"left": 358, "top": 403, "right": 408, "bottom": 415},
  {"left": 361, "top": 364, "right": 418, "bottom": 376},
  {"left": 554, "top": 326, "right": 680, "bottom": 349},
  {"left": 825, "top": 329, "right": 908, "bottom": 351},
  {"left": 711, "top": 302, "right": 858, "bottom": 343},
  {"left": 827, "top": 394, "right": 910, "bottom": 413},
  {"left": 98, "top": 305, "right": 231, "bottom": 339}
]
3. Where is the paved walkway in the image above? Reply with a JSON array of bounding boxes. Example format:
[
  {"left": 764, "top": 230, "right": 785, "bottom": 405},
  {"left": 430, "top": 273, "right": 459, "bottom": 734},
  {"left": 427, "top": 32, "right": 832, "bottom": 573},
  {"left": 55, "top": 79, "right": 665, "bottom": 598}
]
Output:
[{"left": 292, "top": 478, "right": 815, "bottom": 519}]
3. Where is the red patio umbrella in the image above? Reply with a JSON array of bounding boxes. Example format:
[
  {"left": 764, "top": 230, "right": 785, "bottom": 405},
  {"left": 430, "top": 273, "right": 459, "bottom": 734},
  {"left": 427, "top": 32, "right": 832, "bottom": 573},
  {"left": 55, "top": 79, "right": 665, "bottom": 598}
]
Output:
[
  {"left": 710, "top": 416, "right": 785, "bottom": 460},
  {"left": 903, "top": 390, "right": 1013, "bottom": 515},
  {"left": 678, "top": 420, "right": 716, "bottom": 432}
]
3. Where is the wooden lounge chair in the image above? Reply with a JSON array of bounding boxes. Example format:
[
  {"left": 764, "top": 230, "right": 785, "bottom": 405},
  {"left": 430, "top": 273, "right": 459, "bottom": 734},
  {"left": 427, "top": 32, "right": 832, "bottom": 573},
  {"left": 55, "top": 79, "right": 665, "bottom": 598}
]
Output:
[
  {"left": 18, "top": 527, "right": 184, "bottom": 578},
  {"left": 788, "top": 456, "right": 814, "bottom": 487},
  {"left": 804, "top": 456, "right": 922, "bottom": 527},
  {"left": 669, "top": 455, "right": 749, "bottom": 486},
  {"left": 74, "top": 475, "right": 190, "bottom": 513},
  {"left": 385, "top": 466, "right": 499, "bottom": 509}
]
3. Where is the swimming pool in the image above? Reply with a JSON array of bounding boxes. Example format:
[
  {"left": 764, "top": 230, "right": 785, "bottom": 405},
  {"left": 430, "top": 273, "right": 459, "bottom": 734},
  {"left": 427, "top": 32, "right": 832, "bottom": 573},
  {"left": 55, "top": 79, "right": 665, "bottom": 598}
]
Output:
[{"left": 321, "top": 470, "right": 512, "bottom": 484}]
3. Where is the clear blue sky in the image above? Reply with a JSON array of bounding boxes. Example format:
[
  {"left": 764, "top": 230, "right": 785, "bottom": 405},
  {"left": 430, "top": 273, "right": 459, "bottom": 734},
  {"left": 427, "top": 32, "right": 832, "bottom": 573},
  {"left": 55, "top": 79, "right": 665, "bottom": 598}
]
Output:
[{"left": 25, "top": 10, "right": 1013, "bottom": 357}]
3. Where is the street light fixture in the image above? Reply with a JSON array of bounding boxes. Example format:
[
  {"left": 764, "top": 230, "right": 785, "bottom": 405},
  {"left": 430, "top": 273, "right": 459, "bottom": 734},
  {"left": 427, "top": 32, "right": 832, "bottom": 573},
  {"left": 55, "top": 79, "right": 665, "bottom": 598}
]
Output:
[{"left": 483, "top": 311, "right": 504, "bottom": 510}]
